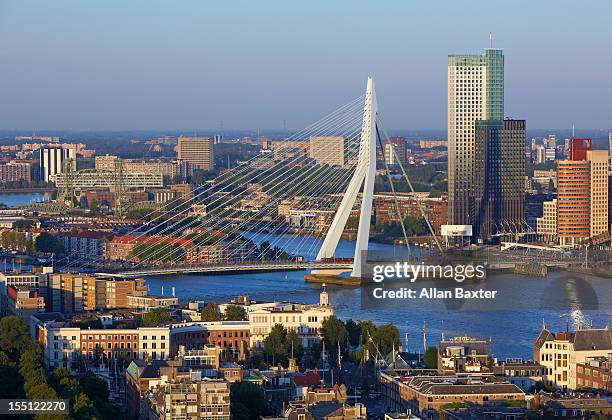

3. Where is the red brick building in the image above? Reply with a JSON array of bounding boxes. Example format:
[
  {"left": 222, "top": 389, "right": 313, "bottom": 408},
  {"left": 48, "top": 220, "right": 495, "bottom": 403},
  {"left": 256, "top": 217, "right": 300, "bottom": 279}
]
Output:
[
  {"left": 576, "top": 357, "right": 612, "bottom": 392},
  {"left": 169, "top": 321, "right": 250, "bottom": 361},
  {"left": 373, "top": 193, "right": 447, "bottom": 234}
]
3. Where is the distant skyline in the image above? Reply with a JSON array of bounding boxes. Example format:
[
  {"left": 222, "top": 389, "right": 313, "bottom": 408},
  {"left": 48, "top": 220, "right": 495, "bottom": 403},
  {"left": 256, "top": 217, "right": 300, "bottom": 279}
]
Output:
[{"left": 0, "top": 0, "right": 611, "bottom": 131}]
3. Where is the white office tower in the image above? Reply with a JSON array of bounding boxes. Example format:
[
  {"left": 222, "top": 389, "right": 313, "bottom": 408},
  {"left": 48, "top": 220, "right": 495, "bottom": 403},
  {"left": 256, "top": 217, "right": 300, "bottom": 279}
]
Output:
[{"left": 39, "top": 147, "right": 76, "bottom": 182}]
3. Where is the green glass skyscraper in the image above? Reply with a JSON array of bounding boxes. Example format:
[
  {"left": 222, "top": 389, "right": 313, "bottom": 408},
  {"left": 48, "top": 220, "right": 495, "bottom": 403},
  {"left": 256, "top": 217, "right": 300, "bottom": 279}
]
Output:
[{"left": 447, "top": 46, "right": 504, "bottom": 228}]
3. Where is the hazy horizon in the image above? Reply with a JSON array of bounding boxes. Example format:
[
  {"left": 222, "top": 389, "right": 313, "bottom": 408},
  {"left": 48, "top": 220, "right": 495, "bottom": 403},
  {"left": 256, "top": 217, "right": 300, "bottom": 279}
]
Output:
[{"left": 1, "top": 0, "right": 611, "bottom": 131}]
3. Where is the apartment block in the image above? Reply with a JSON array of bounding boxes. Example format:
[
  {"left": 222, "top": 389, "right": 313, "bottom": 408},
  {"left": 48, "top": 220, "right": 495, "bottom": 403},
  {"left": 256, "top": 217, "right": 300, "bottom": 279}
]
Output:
[
  {"left": 177, "top": 136, "right": 214, "bottom": 171},
  {"left": 309, "top": 136, "right": 347, "bottom": 167},
  {"left": 534, "top": 325, "right": 612, "bottom": 390}
]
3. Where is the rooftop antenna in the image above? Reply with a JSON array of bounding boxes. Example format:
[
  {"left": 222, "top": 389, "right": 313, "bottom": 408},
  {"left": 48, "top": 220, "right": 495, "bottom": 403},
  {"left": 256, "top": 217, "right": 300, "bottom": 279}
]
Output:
[
  {"left": 404, "top": 321, "right": 409, "bottom": 353},
  {"left": 572, "top": 124, "right": 575, "bottom": 138},
  {"left": 441, "top": 320, "right": 445, "bottom": 341},
  {"left": 489, "top": 32, "right": 493, "bottom": 48}
]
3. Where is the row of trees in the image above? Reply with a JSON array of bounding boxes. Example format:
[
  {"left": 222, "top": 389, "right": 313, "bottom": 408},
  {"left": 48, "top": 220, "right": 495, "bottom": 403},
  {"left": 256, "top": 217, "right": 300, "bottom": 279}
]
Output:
[
  {"left": 200, "top": 302, "right": 247, "bottom": 322},
  {"left": 374, "top": 215, "right": 428, "bottom": 237},
  {"left": 129, "top": 242, "right": 177, "bottom": 263},
  {"left": 0, "top": 316, "right": 120, "bottom": 419},
  {"left": 257, "top": 316, "right": 403, "bottom": 368},
  {"left": 0, "top": 231, "right": 65, "bottom": 254}
]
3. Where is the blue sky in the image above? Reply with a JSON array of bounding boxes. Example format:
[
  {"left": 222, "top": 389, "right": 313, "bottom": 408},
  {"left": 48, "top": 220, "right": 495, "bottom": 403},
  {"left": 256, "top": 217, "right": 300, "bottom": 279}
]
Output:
[{"left": 0, "top": 0, "right": 610, "bottom": 131}]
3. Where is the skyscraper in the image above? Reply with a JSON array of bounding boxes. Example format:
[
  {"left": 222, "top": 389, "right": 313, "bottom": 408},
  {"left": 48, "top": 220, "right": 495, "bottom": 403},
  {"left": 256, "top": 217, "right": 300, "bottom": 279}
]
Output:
[
  {"left": 177, "top": 136, "right": 214, "bottom": 171},
  {"left": 39, "top": 146, "right": 76, "bottom": 183},
  {"left": 557, "top": 139, "right": 609, "bottom": 247},
  {"left": 448, "top": 47, "right": 504, "bottom": 226},
  {"left": 474, "top": 119, "right": 526, "bottom": 241}
]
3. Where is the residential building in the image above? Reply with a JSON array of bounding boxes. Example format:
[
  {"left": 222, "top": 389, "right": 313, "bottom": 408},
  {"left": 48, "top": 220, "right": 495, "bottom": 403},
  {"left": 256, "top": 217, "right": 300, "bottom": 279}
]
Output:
[
  {"left": 169, "top": 321, "right": 250, "bottom": 361},
  {"left": 126, "top": 346, "right": 231, "bottom": 419},
  {"left": 437, "top": 336, "right": 490, "bottom": 374},
  {"left": 473, "top": 119, "right": 526, "bottom": 241},
  {"left": 51, "top": 170, "right": 163, "bottom": 189},
  {"left": 0, "top": 161, "right": 32, "bottom": 183},
  {"left": 575, "top": 356, "right": 612, "bottom": 392},
  {"left": 382, "top": 136, "right": 408, "bottom": 164},
  {"left": 127, "top": 294, "right": 178, "bottom": 310},
  {"left": 38, "top": 322, "right": 171, "bottom": 370},
  {"left": 379, "top": 370, "right": 524, "bottom": 415},
  {"left": 177, "top": 136, "right": 214, "bottom": 171},
  {"left": 533, "top": 324, "right": 612, "bottom": 390},
  {"left": 536, "top": 199, "right": 557, "bottom": 243},
  {"left": 419, "top": 139, "right": 447, "bottom": 148},
  {"left": 46, "top": 272, "right": 85, "bottom": 314},
  {"left": 373, "top": 193, "right": 447, "bottom": 235},
  {"left": 55, "top": 229, "right": 114, "bottom": 260},
  {"left": 277, "top": 401, "right": 367, "bottom": 420},
  {"left": 105, "top": 234, "right": 192, "bottom": 261},
  {"left": 309, "top": 136, "right": 347, "bottom": 167},
  {"left": 82, "top": 276, "right": 147, "bottom": 310},
  {"left": 272, "top": 140, "right": 309, "bottom": 161},
  {"left": 0, "top": 272, "right": 48, "bottom": 314},
  {"left": 491, "top": 359, "right": 545, "bottom": 392},
  {"left": 39, "top": 146, "right": 76, "bottom": 183},
  {"left": 3, "top": 285, "right": 45, "bottom": 321},
  {"left": 144, "top": 379, "right": 230, "bottom": 420},
  {"left": 249, "top": 288, "right": 333, "bottom": 348},
  {"left": 447, "top": 46, "right": 504, "bottom": 226},
  {"left": 95, "top": 155, "right": 192, "bottom": 179},
  {"left": 536, "top": 392, "right": 612, "bottom": 418}
]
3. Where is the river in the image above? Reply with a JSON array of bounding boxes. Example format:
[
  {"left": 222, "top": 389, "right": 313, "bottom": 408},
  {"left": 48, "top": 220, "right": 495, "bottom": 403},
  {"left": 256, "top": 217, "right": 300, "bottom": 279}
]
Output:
[
  {"left": 144, "top": 233, "right": 612, "bottom": 360},
  {"left": 1, "top": 192, "right": 609, "bottom": 359},
  {"left": 0, "top": 191, "right": 50, "bottom": 207}
]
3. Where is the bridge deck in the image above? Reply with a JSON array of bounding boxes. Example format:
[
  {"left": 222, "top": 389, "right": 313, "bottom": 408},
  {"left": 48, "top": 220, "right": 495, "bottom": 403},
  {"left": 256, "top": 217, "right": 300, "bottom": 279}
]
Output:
[{"left": 95, "top": 262, "right": 353, "bottom": 278}]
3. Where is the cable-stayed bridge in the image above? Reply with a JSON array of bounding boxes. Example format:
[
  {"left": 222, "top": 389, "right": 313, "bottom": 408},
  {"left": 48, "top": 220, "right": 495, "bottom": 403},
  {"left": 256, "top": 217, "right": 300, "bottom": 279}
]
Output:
[{"left": 57, "top": 78, "right": 442, "bottom": 278}]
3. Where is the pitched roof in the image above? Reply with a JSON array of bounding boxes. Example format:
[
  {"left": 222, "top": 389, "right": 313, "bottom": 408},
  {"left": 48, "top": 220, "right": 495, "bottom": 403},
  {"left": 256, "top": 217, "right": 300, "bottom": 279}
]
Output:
[
  {"left": 293, "top": 371, "right": 321, "bottom": 387},
  {"left": 572, "top": 328, "right": 612, "bottom": 351},
  {"left": 534, "top": 328, "right": 554, "bottom": 349}
]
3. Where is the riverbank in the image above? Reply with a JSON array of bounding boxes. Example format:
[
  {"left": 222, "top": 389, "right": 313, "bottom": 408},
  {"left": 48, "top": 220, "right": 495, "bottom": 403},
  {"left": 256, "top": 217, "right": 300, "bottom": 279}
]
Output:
[{"left": 0, "top": 187, "right": 56, "bottom": 193}]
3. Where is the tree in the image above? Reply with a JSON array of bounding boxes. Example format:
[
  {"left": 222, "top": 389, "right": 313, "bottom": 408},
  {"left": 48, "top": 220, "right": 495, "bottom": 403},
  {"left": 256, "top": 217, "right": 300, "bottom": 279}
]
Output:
[
  {"left": 223, "top": 305, "right": 247, "bottom": 321},
  {"left": 285, "top": 329, "right": 303, "bottom": 359},
  {"left": 129, "top": 242, "right": 177, "bottom": 263},
  {"left": 142, "top": 308, "right": 172, "bottom": 327},
  {"left": 72, "top": 392, "right": 98, "bottom": 420},
  {"left": 0, "top": 316, "right": 30, "bottom": 359},
  {"left": 263, "top": 324, "right": 287, "bottom": 363},
  {"left": 230, "top": 381, "right": 271, "bottom": 420},
  {"left": 372, "top": 323, "right": 401, "bottom": 358},
  {"left": 200, "top": 302, "right": 220, "bottom": 321},
  {"left": 345, "top": 319, "right": 361, "bottom": 347},
  {"left": 423, "top": 346, "right": 438, "bottom": 369},
  {"left": 320, "top": 316, "right": 348, "bottom": 363},
  {"left": 0, "top": 350, "right": 22, "bottom": 399},
  {"left": 34, "top": 232, "right": 65, "bottom": 255}
]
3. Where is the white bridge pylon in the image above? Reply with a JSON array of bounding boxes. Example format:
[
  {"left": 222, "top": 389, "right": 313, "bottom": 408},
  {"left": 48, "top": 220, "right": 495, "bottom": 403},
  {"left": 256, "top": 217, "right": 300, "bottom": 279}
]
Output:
[{"left": 316, "top": 77, "right": 377, "bottom": 277}]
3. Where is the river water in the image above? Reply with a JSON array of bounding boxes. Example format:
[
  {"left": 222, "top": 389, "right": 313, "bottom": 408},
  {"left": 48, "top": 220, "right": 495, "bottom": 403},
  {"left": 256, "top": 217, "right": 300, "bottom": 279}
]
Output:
[
  {"left": 0, "top": 191, "right": 50, "bottom": 207},
  {"left": 2, "top": 192, "right": 609, "bottom": 359}
]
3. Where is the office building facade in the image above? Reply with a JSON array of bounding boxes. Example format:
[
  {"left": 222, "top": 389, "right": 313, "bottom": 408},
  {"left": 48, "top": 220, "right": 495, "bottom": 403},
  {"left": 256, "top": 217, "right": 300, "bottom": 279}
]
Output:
[
  {"left": 177, "top": 136, "right": 214, "bottom": 171},
  {"left": 473, "top": 119, "right": 526, "bottom": 241}
]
